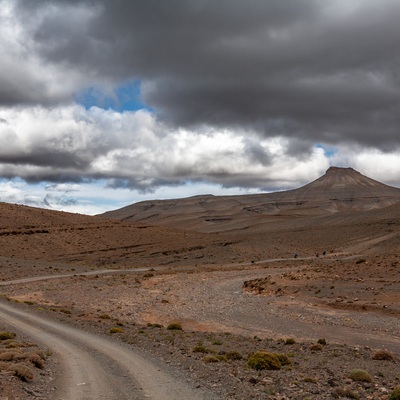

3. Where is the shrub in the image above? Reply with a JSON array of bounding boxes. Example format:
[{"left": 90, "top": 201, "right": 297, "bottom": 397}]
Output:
[
  {"left": 226, "top": 351, "right": 243, "bottom": 361},
  {"left": 304, "top": 377, "right": 317, "bottom": 383},
  {"left": 275, "top": 353, "right": 292, "bottom": 366},
  {"left": 6, "top": 341, "right": 23, "bottom": 348},
  {"left": 372, "top": 349, "right": 394, "bottom": 361},
  {"left": 310, "top": 343, "right": 323, "bottom": 351},
  {"left": 203, "top": 355, "right": 219, "bottom": 363},
  {"left": 8, "top": 364, "right": 33, "bottom": 381},
  {"left": 109, "top": 327, "right": 123, "bottom": 334},
  {"left": 348, "top": 369, "right": 373, "bottom": 383},
  {"left": 0, "top": 351, "right": 21, "bottom": 361},
  {"left": 332, "top": 387, "right": 359, "bottom": 399},
  {"left": 167, "top": 322, "right": 183, "bottom": 331},
  {"left": 147, "top": 323, "right": 163, "bottom": 328},
  {"left": 317, "top": 338, "right": 327, "bottom": 345},
  {"left": 193, "top": 345, "right": 209, "bottom": 353},
  {"left": 247, "top": 351, "right": 282, "bottom": 370},
  {"left": 0, "top": 361, "right": 9, "bottom": 371},
  {"left": 27, "top": 353, "right": 44, "bottom": 369},
  {"left": 99, "top": 314, "right": 111, "bottom": 319},
  {"left": 390, "top": 386, "right": 400, "bottom": 400},
  {"left": 0, "top": 331, "right": 15, "bottom": 340},
  {"left": 285, "top": 338, "right": 296, "bottom": 345}
]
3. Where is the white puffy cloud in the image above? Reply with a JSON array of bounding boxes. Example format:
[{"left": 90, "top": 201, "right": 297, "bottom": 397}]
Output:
[{"left": 1, "top": 0, "right": 400, "bottom": 214}]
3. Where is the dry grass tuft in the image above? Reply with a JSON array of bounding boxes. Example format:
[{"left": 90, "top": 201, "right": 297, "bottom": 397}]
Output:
[
  {"left": 0, "top": 350, "right": 22, "bottom": 361},
  {"left": 27, "top": 353, "right": 45, "bottom": 369},
  {"left": 8, "top": 364, "right": 34, "bottom": 381},
  {"left": 372, "top": 349, "right": 394, "bottom": 361}
]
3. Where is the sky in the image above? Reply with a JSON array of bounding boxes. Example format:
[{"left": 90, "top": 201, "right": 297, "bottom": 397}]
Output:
[{"left": 1, "top": 0, "right": 400, "bottom": 215}]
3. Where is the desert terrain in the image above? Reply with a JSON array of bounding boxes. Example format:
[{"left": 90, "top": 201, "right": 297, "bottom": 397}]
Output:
[{"left": 0, "top": 167, "right": 400, "bottom": 399}]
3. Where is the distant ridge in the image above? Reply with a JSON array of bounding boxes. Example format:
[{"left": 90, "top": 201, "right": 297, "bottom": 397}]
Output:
[{"left": 101, "top": 167, "right": 400, "bottom": 232}]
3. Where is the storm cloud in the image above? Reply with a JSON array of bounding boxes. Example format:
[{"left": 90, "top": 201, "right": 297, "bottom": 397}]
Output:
[{"left": 1, "top": 0, "right": 400, "bottom": 212}]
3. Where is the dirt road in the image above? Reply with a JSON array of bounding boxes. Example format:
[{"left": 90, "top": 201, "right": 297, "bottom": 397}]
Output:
[{"left": 0, "top": 301, "right": 215, "bottom": 400}]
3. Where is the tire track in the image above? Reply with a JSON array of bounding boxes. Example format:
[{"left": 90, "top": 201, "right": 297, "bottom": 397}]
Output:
[{"left": 0, "top": 301, "right": 213, "bottom": 400}]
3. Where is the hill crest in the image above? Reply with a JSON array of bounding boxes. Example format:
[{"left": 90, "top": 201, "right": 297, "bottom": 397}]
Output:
[{"left": 101, "top": 167, "right": 400, "bottom": 232}]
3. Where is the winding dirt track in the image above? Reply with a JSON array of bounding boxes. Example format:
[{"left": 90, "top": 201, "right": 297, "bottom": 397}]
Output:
[{"left": 0, "top": 300, "right": 213, "bottom": 400}]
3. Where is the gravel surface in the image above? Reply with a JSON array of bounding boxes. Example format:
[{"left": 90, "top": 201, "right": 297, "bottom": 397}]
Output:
[{"left": 1, "top": 259, "right": 400, "bottom": 399}]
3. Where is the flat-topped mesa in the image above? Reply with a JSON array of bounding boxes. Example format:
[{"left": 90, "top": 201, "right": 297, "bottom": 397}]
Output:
[{"left": 325, "top": 166, "right": 356, "bottom": 174}]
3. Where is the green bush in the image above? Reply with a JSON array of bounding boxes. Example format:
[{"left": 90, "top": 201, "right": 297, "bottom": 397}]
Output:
[
  {"left": 247, "top": 351, "right": 282, "bottom": 370},
  {"left": 390, "top": 385, "right": 400, "bottom": 400},
  {"left": 348, "top": 369, "right": 373, "bottom": 383},
  {"left": 285, "top": 338, "right": 296, "bottom": 345}
]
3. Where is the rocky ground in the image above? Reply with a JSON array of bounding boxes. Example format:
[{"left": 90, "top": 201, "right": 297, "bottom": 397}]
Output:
[{"left": 1, "top": 254, "right": 399, "bottom": 399}]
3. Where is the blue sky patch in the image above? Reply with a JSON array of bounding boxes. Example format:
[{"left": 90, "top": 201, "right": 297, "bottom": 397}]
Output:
[
  {"left": 75, "top": 80, "right": 152, "bottom": 112},
  {"left": 315, "top": 144, "right": 337, "bottom": 158}
]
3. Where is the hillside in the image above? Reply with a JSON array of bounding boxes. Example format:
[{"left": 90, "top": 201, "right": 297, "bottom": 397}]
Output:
[
  {"left": 101, "top": 167, "right": 400, "bottom": 233},
  {"left": 0, "top": 202, "right": 243, "bottom": 274}
]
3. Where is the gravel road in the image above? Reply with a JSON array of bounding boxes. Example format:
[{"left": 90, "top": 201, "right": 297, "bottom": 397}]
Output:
[{"left": 0, "top": 300, "right": 216, "bottom": 400}]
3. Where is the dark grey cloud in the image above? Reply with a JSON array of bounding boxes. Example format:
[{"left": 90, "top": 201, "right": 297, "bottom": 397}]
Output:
[{"left": 3, "top": 0, "right": 399, "bottom": 151}]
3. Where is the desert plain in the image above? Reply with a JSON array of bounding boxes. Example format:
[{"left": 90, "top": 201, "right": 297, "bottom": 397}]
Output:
[{"left": 0, "top": 167, "right": 399, "bottom": 399}]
